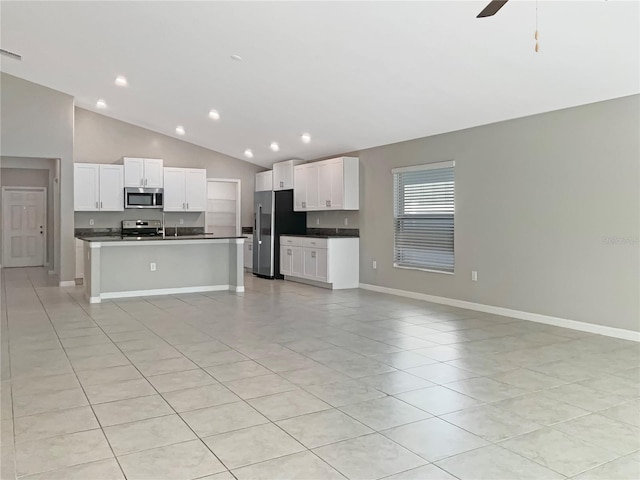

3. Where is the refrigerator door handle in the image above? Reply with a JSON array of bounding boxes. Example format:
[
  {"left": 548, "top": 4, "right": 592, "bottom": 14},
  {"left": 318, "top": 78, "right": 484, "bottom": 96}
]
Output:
[{"left": 257, "top": 204, "right": 262, "bottom": 245}]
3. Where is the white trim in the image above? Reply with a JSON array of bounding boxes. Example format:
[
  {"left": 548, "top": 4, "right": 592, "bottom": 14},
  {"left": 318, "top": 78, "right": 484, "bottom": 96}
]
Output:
[
  {"left": 59, "top": 280, "right": 75, "bottom": 287},
  {"left": 392, "top": 160, "right": 454, "bottom": 174},
  {"left": 230, "top": 286, "right": 245, "bottom": 293},
  {"left": 100, "top": 284, "right": 230, "bottom": 301},
  {"left": 48, "top": 270, "right": 56, "bottom": 276},
  {"left": 358, "top": 283, "right": 640, "bottom": 342},
  {"left": 89, "top": 296, "right": 101, "bottom": 304},
  {"left": 393, "top": 263, "right": 454, "bottom": 275}
]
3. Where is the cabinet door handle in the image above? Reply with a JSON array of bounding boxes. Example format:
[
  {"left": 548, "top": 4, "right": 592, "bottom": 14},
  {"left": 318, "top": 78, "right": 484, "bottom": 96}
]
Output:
[
  {"left": 186, "top": 203, "right": 189, "bottom": 210},
  {"left": 328, "top": 200, "right": 331, "bottom": 207},
  {"left": 182, "top": 202, "right": 185, "bottom": 209},
  {"left": 280, "top": 181, "right": 284, "bottom": 188},
  {"left": 140, "top": 178, "right": 143, "bottom": 186},
  {"left": 302, "top": 201, "right": 306, "bottom": 208},
  {"left": 145, "top": 179, "right": 147, "bottom": 186},
  {"left": 287, "top": 249, "right": 292, "bottom": 255},
  {"left": 100, "top": 201, "right": 103, "bottom": 208},
  {"left": 311, "top": 251, "right": 316, "bottom": 258}
]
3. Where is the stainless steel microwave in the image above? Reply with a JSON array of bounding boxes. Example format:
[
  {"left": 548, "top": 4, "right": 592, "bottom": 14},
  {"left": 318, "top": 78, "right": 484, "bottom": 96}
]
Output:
[{"left": 124, "top": 187, "right": 164, "bottom": 209}]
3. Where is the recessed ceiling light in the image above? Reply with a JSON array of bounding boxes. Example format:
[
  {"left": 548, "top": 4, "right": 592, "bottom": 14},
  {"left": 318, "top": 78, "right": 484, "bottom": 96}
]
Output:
[
  {"left": 208, "top": 109, "right": 220, "bottom": 120},
  {"left": 301, "top": 133, "right": 311, "bottom": 144},
  {"left": 175, "top": 126, "right": 185, "bottom": 136},
  {"left": 270, "top": 142, "right": 279, "bottom": 152},
  {"left": 244, "top": 149, "right": 254, "bottom": 158},
  {"left": 114, "top": 75, "right": 128, "bottom": 87},
  {"left": 96, "top": 99, "right": 107, "bottom": 109},
  {"left": 230, "top": 54, "right": 243, "bottom": 61}
]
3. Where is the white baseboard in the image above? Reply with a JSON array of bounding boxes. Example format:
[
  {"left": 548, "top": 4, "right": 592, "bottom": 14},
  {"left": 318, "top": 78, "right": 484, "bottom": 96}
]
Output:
[
  {"left": 89, "top": 296, "right": 101, "bottom": 304},
  {"left": 48, "top": 270, "right": 56, "bottom": 276},
  {"left": 359, "top": 283, "right": 640, "bottom": 342},
  {"left": 231, "top": 286, "right": 245, "bottom": 293},
  {"left": 99, "top": 285, "right": 231, "bottom": 302},
  {"left": 59, "top": 280, "right": 76, "bottom": 287}
]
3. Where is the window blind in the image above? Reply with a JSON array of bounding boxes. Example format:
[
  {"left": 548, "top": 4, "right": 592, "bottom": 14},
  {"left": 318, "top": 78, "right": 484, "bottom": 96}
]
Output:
[{"left": 393, "top": 161, "right": 454, "bottom": 273}]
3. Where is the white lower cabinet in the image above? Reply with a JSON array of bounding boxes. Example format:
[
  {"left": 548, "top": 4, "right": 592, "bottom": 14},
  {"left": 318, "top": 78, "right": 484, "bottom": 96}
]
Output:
[
  {"left": 244, "top": 238, "right": 253, "bottom": 270},
  {"left": 279, "top": 236, "right": 358, "bottom": 289}
]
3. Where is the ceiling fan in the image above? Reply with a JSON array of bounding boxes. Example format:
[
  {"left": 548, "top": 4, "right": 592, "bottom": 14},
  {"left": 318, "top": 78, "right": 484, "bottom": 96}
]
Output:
[{"left": 477, "top": 0, "right": 510, "bottom": 18}]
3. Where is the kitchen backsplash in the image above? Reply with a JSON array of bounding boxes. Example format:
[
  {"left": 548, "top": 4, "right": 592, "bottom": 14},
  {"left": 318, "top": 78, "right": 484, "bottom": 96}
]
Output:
[
  {"left": 74, "top": 210, "right": 204, "bottom": 228},
  {"left": 306, "top": 210, "right": 359, "bottom": 229}
]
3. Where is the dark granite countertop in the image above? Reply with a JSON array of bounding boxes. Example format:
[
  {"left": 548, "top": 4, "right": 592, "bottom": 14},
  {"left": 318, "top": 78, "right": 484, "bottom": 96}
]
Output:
[{"left": 77, "top": 235, "right": 246, "bottom": 243}]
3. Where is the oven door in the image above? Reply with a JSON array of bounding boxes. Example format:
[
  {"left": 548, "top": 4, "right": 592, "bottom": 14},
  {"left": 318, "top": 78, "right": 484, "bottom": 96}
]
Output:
[{"left": 125, "top": 188, "right": 164, "bottom": 209}]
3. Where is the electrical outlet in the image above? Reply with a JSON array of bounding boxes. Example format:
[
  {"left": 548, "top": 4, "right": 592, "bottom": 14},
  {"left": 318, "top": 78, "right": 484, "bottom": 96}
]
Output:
[
  {"left": 316, "top": 218, "right": 320, "bottom": 225},
  {"left": 179, "top": 218, "right": 184, "bottom": 225},
  {"left": 344, "top": 217, "right": 349, "bottom": 226},
  {"left": 372, "top": 260, "right": 377, "bottom": 270},
  {"left": 89, "top": 219, "right": 94, "bottom": 226},
  {"left": 472, "top": 271, "right": 478, "bottom": 281},
  {"left": 150, "top": 262, "right": 157, "bottom": 272}
]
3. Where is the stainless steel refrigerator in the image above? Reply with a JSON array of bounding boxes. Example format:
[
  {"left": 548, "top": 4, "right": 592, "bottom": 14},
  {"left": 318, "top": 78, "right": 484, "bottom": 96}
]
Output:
[{"left": 253, "top": 190, "right": 306, "bottom": 279}]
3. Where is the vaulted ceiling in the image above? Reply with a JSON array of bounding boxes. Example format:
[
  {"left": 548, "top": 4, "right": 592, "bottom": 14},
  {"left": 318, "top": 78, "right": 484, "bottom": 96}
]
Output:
[{"left": 2, "top": 1, "right": 638, "bottom": 167}]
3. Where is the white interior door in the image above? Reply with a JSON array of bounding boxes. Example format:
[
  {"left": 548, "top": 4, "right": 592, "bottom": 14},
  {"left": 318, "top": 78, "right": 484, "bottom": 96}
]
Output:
[
  {"left": 2, "top": 189, "right": 46, "bottom": 267},
  {"left": 206, "top": 179, "right": 240, "bottom": 236}
]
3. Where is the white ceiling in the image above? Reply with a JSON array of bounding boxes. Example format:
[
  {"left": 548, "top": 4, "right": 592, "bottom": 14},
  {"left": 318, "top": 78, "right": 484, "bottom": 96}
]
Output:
[{"left": 1, "top": 1, "right": 638, "bottom": 167}]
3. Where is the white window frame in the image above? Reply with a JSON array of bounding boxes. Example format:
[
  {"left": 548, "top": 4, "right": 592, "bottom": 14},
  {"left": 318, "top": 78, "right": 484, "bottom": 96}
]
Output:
[{"left": 392, "top": 160, "right": 455, "bottom": 275}]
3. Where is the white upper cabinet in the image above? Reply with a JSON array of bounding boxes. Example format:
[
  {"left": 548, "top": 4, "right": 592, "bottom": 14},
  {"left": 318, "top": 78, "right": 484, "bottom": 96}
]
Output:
[
  {"left": 293, "top": 164, "right": 307, "bottom": 210},
  {"left": 306, "top": 163, "right": 319, "bottom": 210},
  {"left": 273, "top": 159, "right": 304, "bottom": 190},
  {"left": 143, "top": 159, "right": 164, "bottom": 188},
  {"left": 74, "top": 163, "right": 100, "bottom": 211},
  {"left": 293, "top": 162, "right": 318, "bottom": 211},
  {"left": 98, "top": 164, "right": 124, "bottom": 211},
  {"left": 293, "top": 157, "right": 358, "bottom": 211},
  {"left": 163, "top": 167, "right": 206, "bottom": 212},
  {"left": 255, "top": 170, "right": 273, "bottom": 192},
  {"left": 123, "top": 157, "right": 163, "bottom": 188},
  {"left": 163, "top": 167, "right": 186, "bottom": 212},
  {"left": 184, "top": 168, "right": 207, "bottom": 212},
  {"left": 74, "top": 163, "right": 123, "bottom": 211}
]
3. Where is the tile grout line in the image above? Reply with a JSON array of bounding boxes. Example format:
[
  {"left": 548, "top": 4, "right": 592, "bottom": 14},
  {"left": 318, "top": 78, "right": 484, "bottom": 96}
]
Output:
[
  {"left": 67, "top": 285, "right": 244, "bottom": 478},
  {"left": 22, "top": 268, "right": 131, "bottom": 480}
]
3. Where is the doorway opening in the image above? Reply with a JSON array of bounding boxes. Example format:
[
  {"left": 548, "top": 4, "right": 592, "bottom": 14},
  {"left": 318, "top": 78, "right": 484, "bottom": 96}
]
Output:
[
  {"left": 2, "top": 187, "right": 47, "bottom": 267},
  {"left": 206, "top": 178, "right": 241, "bottom": 237}
]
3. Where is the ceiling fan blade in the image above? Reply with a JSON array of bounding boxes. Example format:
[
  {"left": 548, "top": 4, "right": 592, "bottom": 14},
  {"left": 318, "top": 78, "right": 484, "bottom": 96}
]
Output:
[{"left": 477, "top": 0, "right": 509, "bottom": 18}]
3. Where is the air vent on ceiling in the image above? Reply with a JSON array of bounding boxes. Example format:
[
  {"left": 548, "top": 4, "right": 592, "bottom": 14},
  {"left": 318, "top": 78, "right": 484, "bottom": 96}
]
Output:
[{"left": 0, "top": 49, "right": 22, "bottom": 61}]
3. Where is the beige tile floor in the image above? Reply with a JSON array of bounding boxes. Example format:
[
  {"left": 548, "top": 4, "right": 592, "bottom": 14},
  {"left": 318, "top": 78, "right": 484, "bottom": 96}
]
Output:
[{"left": 1, "top": 267, "right": 639, "bottom": 479}]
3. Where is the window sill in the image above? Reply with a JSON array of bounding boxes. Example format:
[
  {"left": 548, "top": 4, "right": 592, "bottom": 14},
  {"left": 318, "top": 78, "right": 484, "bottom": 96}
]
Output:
[{"left": 393, "top": 263, "right": 454, "bottom": 275}]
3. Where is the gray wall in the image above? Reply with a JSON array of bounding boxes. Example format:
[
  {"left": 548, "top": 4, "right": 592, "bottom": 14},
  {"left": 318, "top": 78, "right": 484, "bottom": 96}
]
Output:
[
  {"left": 0, "top": 73, "right": 74, "bottom": 280},
  {"left": 358, "top": 95, "right": 640, "bottom": 332},
  {"left": 74, "top": 108, "right": 262, "bottom": 229}
]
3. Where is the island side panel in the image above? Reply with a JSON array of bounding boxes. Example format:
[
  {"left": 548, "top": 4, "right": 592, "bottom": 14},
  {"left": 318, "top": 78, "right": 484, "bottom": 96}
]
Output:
[
  {"left": 229, "top": 238, "right": 245, "bottom": 292},
  {"left": 83, "top": 241, "right": 102, "bottom": 303},
  {"left": 99, "top": 242, "right": 230, "bottom": 295}
]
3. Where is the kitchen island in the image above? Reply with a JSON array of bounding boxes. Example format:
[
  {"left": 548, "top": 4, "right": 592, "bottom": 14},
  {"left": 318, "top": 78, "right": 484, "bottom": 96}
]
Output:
[{"left": 78, "top": 235, "right": 245, "bottom": 303}]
